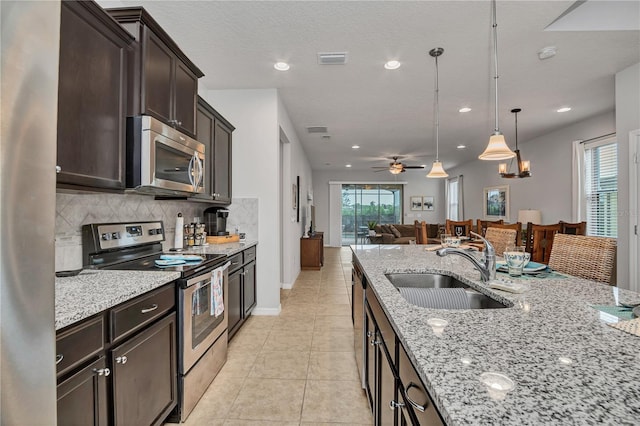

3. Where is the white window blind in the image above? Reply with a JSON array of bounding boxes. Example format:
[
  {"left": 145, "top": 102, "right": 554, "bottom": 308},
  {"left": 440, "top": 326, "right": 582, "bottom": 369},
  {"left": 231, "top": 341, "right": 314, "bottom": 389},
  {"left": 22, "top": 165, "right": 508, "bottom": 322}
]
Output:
[
  {"left": 446, "top": 176, "right": 463, "bottom": 221},
  {"left": 584, "top": 139, "right": 617, "bottom": 237}
]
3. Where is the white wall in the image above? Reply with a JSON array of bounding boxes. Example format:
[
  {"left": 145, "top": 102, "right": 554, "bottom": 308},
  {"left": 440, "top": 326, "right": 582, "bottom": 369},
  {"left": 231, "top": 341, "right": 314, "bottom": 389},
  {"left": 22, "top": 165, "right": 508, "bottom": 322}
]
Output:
[
  {"left": 446, "top": 111, "right": 615, "bottom": 223},
  {"left": 615, "top": 62, "right": 640, "bottom": 288},
  {"left": 204, "top": 89, "right": 314, "bottom": 307},
  {"left": 278, "top": 96, "right": 313, "bottom": 288},
  {"left": 312, "top": 169, "right": 446, "bottom": 246},
  {"left": 204, "top": 89, "right": 281, "bottom": 314}
]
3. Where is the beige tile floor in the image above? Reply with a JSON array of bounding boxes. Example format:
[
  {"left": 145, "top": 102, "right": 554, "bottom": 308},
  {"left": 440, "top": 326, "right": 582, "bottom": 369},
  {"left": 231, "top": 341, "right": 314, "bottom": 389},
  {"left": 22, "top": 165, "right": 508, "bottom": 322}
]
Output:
[{"left": 179, "top": 247, "right": 373, "bottom": 425}]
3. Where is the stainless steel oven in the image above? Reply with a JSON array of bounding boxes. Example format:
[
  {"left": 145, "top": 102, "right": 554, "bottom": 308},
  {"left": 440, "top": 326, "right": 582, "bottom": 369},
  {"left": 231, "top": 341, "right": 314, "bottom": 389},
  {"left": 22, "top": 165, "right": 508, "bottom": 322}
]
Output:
[
  {"left": 177, "top": 261, "right": 230, "bottom": 421},
  {"left": 127, "top": 115, "right": 205, "bottom": 195}
]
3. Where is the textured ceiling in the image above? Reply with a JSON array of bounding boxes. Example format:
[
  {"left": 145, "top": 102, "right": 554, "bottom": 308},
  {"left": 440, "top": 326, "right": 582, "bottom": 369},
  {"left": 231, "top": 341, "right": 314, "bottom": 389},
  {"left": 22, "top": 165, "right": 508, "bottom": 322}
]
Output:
[{"left": 100, "top": 0, "right": 640, "bottom": 172}]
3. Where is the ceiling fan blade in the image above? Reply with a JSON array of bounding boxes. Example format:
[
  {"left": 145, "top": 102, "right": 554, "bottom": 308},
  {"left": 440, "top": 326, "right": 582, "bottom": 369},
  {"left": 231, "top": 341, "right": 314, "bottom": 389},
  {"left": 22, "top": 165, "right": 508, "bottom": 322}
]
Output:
[{"left": 403, "top": 166, "right": 425, "bottom": 169}]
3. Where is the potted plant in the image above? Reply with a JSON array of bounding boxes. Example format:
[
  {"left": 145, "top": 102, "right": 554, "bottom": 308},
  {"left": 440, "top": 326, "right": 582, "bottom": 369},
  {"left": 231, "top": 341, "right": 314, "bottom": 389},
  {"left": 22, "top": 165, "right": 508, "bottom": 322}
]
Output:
[{"left": 367, "top": 221, "right": 378, "bottom": 236}]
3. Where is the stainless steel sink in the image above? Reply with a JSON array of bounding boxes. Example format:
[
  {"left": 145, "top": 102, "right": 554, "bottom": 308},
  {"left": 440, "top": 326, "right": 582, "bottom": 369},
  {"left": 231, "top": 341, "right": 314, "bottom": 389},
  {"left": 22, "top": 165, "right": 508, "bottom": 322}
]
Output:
[{"left": 385, "top": 273, "right": 508, "bottom": 309}]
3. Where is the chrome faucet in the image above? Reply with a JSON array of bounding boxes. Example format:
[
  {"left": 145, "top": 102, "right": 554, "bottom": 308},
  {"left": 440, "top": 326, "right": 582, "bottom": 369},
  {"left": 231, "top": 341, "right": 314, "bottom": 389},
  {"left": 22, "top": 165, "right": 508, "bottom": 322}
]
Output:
[{"left": 436, "top": 231, "right": 496, "bottom": 282}]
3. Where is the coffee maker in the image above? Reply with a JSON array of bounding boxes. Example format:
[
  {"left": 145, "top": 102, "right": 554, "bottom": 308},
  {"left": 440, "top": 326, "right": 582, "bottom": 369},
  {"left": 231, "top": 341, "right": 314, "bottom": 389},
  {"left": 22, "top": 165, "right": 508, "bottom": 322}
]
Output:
[{"left": 204, "top": 207, "right": 230, "bottom": 236}]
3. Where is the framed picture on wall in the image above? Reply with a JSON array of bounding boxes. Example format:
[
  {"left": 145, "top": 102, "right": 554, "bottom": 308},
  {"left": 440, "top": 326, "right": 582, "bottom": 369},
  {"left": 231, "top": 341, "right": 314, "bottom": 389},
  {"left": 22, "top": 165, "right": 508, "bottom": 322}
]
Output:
[
  {"left": 483, "top": 185, "right": 509, "bottom": 221},
  {"left": 410, "top": 196, "right": 423, "bottom": 211},
  {"left": 422, "top": 196, "right": 434, "bottom": 211}
]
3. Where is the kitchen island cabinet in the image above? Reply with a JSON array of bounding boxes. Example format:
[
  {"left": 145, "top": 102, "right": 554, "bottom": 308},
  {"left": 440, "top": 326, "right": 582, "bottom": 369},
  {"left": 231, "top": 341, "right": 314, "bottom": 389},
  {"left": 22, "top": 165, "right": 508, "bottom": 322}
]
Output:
[
  {"left": 351, "top": 244, "right": 640, "bottom": 425},
  {"left": 56, "top": 0, "right": 134, "bottom": 192}
]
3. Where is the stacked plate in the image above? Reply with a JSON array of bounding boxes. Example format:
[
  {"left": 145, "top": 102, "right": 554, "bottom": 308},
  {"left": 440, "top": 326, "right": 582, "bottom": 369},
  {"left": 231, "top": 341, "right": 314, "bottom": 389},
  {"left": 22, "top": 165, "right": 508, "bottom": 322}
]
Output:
[{"left": 495, "top": 260, "right": 548, "bottom": 274}]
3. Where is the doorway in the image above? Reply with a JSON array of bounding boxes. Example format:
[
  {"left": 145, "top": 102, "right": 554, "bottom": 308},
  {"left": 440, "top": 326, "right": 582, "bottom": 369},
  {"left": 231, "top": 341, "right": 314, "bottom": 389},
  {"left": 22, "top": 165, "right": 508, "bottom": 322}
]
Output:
[{"left": 341, "top": 184, "right": 402, "bottom": 245}]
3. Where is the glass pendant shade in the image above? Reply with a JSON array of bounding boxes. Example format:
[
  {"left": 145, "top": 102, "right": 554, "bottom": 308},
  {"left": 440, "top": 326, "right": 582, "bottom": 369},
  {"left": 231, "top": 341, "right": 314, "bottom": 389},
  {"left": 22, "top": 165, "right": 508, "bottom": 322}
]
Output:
[
  {"left": 389, "top": 164, "right": 403, "bottom": 174},
  {"left": 479, "top": 133, "right": 516, "bottom": 160},
  {"left": 427, "top": 160, "right": 448, "bottom": 178}
]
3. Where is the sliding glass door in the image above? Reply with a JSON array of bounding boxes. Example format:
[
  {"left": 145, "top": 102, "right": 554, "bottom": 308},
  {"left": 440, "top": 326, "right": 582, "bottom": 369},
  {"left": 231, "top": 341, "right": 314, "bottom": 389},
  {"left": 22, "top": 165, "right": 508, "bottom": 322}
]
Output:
[{"left": 341, "top": 184, "right": 403, "bottom": 245}]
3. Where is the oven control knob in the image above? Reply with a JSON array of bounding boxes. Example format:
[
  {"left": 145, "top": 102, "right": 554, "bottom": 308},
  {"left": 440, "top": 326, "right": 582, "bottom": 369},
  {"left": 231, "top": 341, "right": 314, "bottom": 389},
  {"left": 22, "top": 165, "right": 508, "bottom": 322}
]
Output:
[
  {"left": 102, "top": 233, "right": 111, "bottom": 241},
  {"left": 156, "top": 228, "right": 163, "bottom": 235},
  {"left": 149, "top": 229, "right": 156, "bottom": 235},
  {"left": 111, "top": 232, "right": 120, "bottom": 240}
]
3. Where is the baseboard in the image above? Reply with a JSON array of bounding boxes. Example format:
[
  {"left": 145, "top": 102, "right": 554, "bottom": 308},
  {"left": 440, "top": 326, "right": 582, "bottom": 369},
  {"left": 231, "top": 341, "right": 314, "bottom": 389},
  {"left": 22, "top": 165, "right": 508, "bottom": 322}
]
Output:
[
  {"left": 282, "top": 282, "right": 294, "bottom": 290},
  {"left": 251, "top": 305, "right": 281, "bottom": 316}
]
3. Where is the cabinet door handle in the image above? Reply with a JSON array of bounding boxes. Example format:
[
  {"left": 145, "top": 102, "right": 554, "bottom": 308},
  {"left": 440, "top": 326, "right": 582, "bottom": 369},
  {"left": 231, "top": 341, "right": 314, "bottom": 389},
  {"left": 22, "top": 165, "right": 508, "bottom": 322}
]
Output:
[
  {"left": 370, "top": 339, "right": 381, "bottom": 346},
  {"left": 93, "top": 368, "right": 110, "bottom": 377},
  {"left": 115, "top": 356, "right": 128, "bottom": 364},
  {"left": 140, "top": 304, "right": 158, "bottom": 314},
  {"left": 241, "top": 270, "right": 248, "bottom": 276},
  {"left": 405, "top": 382, "right": 428, "bottom": 412},
  {"left": 389, "top": 400, "right": 405, "bottom": 410},
  {"left": 366, "top": 331, "right": 374, "bottom": 338},
  {"left": 55, "top": 165, "right": 61, "bottom": 173},
  {"left": 56, "top": 354, "right": 64, "bottom": 365}
]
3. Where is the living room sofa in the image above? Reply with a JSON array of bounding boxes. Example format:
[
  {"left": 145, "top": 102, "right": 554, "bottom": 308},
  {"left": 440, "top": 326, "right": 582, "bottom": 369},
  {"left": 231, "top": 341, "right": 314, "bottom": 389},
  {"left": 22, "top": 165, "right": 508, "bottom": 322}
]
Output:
[{"left": 373, "top": 223, "right": 443, "bottom": 244}]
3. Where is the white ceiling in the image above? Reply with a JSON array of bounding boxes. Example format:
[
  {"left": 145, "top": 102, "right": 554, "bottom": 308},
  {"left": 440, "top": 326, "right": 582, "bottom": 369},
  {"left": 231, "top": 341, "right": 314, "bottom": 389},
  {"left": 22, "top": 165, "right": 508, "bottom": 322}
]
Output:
[{"left": 101, "top": 0, "right": 640, "bottom": 172}]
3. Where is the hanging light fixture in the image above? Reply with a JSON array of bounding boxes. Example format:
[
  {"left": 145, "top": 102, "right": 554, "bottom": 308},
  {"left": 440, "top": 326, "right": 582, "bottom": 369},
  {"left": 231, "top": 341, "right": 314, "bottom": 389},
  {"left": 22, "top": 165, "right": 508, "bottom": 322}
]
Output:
[
  {"left": 478, "top": 0, "right": 516, "bottom": 161},
  {"left": 499, "top": 108, "right": 532, "bottom": 178},
  {"left": 427, "top": 47, "right": 448, "bottom": 178}
]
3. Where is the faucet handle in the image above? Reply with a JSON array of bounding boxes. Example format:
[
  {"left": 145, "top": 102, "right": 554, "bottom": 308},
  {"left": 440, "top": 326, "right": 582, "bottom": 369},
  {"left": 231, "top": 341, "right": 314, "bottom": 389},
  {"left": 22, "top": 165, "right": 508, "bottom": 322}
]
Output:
[{"left": 470, "top": 231, "right": 495, "bottom": 256}]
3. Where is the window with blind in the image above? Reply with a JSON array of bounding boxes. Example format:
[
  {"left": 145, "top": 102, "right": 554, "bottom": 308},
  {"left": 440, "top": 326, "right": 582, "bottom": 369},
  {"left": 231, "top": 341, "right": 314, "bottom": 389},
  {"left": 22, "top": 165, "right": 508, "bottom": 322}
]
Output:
[
  {"left": 583, "top": 139, "right": 617, "bottom": 237},
  {"left": 446, "top": 177, "right": 460, "bottom": 220}
]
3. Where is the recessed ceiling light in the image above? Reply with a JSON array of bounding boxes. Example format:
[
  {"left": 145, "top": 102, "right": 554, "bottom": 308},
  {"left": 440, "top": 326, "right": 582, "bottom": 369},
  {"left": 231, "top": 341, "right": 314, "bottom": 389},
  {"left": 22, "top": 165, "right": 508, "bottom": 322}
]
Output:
[
  {"left": 384, "top": 60, "right": 401, "bottom": 70},
  {"left": 457, "top": 144, "right": 467, "bottom": 149},
  {"left": 345, "top": 164, "right": 352, "bottom": 168},
  {"left": 557, "top": 107, "right": 572, "bottom": 113},
  {"left": 538, "top": 46, "right": 557, "bottom": 60},
  {"left": 459, "top": 107, "right": 472, "bottom": 113},
  {"left": 274, "top": 62, "right": 290, "bottom": 71},
  {"left": 352, "top": 145, "right": 360, "bottom": 149}
]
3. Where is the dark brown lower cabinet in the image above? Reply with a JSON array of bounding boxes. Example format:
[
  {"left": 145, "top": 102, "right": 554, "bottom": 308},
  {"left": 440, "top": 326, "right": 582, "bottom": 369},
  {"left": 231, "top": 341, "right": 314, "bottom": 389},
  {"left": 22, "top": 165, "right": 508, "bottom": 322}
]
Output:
[
  {"left": 57, "top": 357, "right": 109, "bottom": 426},
  {"left": 111, "top": 313, "right": 177, "bottom": 426},
  {"left": 243, "top": 261, "right": 256, "bottom": 315},
  {"left": 228, "top": 269, "right": 243, "bottom": 337},
  {"left": 228, "top": 247, "right": 258, "bottom": 340}
]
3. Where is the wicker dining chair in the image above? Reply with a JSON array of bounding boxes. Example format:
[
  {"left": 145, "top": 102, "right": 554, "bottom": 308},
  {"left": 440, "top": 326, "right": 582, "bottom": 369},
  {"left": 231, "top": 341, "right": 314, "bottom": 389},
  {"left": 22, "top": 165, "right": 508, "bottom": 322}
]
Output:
[
  {"left": 487, "top": 222, "right": 523, "bottom": 246},
  {"left": 548, "top": 234, "right": 617, "bottom": 284},
  {"left": 445, "top": 219, "right": 474, "bottom": 237},
  {"left": 559, "top": 221, "right": 587, "bottom": 236},
  {"left": 414, "top": 220, "right": 428, "bottom": 244},
  {"left": 484, "top": 227, "right": 518, "bottom": 256},
  {"left": 525, "top": 223, "right": 562, "bottom": 264},
  {"left": 476, "top": 219, "right": 504, "bottom": 237}
]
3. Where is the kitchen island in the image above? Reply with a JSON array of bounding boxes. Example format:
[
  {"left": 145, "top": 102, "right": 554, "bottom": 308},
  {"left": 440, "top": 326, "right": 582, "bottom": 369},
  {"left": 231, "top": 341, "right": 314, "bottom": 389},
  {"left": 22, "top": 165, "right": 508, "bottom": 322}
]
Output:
[{"left": 352, "top": 243, "right": 640, "bottom": 425}]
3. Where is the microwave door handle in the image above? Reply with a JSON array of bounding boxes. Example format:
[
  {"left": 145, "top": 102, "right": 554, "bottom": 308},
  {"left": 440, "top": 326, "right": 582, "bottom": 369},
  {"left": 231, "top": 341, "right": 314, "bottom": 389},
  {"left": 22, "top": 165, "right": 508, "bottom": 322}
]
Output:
[
  {"left": 195, "top": 155, "right": 204, "bottom": 191},
  {"left": 188, "top": 154, "right": 195, "bottom": 189}
]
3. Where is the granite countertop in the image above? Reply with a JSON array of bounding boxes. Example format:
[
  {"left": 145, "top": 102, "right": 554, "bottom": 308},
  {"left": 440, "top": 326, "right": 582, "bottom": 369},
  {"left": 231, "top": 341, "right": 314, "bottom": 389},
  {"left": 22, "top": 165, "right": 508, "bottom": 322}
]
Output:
[
  {"left": 55, "top": 241, "right": 258, "bottom": 331},
  {"left": 55, "top": 270, "right": 181, "bottom": 331},
  {"left": 352, "top": 244, "right": 640, "bottom": 425},
  {"left": 182, "top": 239, "right": 257, "bottom": 256}
]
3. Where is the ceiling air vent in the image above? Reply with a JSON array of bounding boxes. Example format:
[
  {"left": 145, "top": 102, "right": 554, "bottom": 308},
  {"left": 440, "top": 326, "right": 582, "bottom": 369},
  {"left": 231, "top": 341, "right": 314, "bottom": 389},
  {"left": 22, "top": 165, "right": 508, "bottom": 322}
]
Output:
[
  {"left": 306, "top": 126, "right": 328, "bottom": 134},
  {"left": 317, "top": 52, "right": 348, "bottom": 65}
]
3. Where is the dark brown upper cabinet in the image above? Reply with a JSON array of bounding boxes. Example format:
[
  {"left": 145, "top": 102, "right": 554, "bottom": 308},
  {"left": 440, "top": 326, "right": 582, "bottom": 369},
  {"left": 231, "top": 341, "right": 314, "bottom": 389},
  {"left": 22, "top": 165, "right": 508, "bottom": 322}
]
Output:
[
  {"left": 107, "top": 7, "right": 204, "bottom": 138},
  {"left": 192, "top": 96, "right": 234, "bottom": 205},
  {"left": 56, "top": 0, "right": 134, "bottom": 191}
]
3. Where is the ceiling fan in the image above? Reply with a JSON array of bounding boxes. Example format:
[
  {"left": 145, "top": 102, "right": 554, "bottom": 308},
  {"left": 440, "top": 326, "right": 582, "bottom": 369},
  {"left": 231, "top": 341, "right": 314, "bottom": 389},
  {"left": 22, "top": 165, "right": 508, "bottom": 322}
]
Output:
[{"left": 372, "top": 156, "right": 425, "bottom": 174}]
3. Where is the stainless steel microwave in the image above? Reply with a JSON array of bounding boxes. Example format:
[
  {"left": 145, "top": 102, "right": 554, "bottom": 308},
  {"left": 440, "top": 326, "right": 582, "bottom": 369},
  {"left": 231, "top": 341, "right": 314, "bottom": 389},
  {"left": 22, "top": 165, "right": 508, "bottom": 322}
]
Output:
[{"left": 127, "top": 116, "right": 205, "bottom": 196}]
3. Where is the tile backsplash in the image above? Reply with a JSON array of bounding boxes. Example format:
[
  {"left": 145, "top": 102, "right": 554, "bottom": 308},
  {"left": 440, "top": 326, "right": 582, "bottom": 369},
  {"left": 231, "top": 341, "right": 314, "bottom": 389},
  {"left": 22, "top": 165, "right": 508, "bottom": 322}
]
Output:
[{"left": 55, "top": 193, "right": 258, "bottom": 271}]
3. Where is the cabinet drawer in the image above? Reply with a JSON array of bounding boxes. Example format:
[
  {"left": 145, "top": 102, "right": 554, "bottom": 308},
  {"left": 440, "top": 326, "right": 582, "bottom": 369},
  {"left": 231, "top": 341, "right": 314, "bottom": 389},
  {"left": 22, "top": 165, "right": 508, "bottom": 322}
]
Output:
[
  {"left": 398, "top": 345, "right": 444, "bottom": 426},
  {"left": 228, "top": 253, "right": 242, "bottom": 273},
  {"left": 366, "top": 290, "right": 395, "bottom": 362},
  {"left": 56, "top": 315, "right": 105, "bottom": 378},
  {"left": 110, "top": 285, "right": 175, "bottom": 342},
  {"left": 243, "top": 246, "right": 256, "bottom": 264}
]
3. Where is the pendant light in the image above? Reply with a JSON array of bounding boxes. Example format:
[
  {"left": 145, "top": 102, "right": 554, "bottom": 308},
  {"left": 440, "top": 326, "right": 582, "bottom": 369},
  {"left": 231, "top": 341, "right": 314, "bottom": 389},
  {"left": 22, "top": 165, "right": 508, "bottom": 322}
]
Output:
[
  {"left": 478, "top": 0, "right": 516, "bottom": 161},
  {"left": 499, "top": 108, "right": 531, "bottom": 178},
  {"left": 427, "top": 47, "right": 448, "bottom": 178}
]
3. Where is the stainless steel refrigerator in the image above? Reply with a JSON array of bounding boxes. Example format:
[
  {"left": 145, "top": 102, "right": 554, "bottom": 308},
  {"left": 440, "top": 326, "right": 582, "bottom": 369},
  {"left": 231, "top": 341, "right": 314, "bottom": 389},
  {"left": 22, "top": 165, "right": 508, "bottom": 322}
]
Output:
[{"left": 1, "top": 1, "right": 59, "bottom": 423}]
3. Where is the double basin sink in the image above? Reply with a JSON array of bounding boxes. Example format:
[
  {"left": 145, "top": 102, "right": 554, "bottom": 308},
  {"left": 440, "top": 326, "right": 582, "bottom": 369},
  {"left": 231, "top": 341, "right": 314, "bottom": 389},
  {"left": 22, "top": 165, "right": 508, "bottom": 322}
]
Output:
[{"left": 385, "top": 273, "right": 508, "bottom": 309}]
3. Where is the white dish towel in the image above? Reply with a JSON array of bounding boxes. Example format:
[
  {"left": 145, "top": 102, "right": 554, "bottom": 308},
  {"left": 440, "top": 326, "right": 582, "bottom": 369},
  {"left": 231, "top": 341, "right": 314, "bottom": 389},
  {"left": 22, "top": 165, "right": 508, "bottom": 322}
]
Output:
[{"left": 211, "top": 261, "right": 231, "bottom": 317}]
